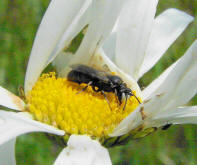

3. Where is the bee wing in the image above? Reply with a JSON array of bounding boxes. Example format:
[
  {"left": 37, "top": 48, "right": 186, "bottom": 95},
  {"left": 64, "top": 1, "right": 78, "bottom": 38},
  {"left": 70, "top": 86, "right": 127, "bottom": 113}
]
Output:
[
  {"left": 96, "top": 70, "right": 110, "bottom": 82},
  {"left": 70, "top": 64, "right": 109, "bottom": 82}
]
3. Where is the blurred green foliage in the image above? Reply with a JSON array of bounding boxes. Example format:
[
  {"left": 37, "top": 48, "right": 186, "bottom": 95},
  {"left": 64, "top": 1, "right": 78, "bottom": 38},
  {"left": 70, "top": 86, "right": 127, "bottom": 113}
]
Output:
[{"left": 0, "top": 0, "right": 196, "bottom": 164}]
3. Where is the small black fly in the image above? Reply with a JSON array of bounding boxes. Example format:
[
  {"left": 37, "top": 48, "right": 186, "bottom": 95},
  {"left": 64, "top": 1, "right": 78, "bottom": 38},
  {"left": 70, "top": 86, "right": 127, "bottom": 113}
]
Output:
[{"left": 67, "top": 64, "right": 141, "bottom": 110}]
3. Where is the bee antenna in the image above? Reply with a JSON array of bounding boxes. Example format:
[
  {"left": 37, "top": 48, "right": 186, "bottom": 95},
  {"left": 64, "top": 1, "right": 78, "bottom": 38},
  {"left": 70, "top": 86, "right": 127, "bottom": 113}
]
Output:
[
  {"left": 101, "top": 91, "right": 112, "bottom": 111},
  {"left": 130, "top": 92, "right": 141, "bottom": 104}
]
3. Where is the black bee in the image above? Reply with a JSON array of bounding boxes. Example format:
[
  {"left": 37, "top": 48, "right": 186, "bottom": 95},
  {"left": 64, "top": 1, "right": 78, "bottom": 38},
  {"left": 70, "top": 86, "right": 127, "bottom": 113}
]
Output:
[{"left": 67, "top": 64, "right": 141, "bottom": 110}]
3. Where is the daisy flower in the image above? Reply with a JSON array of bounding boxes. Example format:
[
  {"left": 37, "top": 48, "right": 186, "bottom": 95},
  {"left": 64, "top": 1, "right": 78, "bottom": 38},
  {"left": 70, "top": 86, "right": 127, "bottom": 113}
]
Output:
[{"left": 0, "top": 0, "right": 196, "bottom": 165}]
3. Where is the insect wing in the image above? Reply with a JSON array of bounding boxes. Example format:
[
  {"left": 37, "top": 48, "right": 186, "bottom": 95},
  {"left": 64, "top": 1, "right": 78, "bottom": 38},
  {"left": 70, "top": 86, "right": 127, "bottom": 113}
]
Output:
[{"left": 70, "top": 64, "right": 109, "bottom": 82}]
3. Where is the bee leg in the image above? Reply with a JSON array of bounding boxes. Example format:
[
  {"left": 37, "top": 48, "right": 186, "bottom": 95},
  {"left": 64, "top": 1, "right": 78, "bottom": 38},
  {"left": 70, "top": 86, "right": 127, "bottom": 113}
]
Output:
[
  {"left": 101, "top": 91, "right": 112, "bottom": 111},
  {"left": 117, "top": 92, "right": 122, "bottom": 105},
  {"left": 122, "top": 95, "right": 128, "bottom": 111},
  {"left": 76, "top": 81, "right": 92, "bottom": 94},
  {"left": 115, "top": 89, "right": 121, "bottom": 106}
]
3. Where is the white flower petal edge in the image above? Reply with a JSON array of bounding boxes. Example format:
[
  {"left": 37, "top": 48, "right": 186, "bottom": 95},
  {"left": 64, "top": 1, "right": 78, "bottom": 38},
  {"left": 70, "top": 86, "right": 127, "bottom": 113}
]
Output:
[
  {"left": 0, "top": 86, "right": 25, "bottom": 111},
  {"left": 144, "top": 40, "right": 197, "bottom": 115},
  {"left": 149, "top": 106, "right": 197, "bottom": 127},
  {"left": 110, "top": 40, "right": 197, "bottom": 136},
  {"left": 52, "top": 52, "right": 75, "bottom": 76},
  {"left": 71, "top": 0, "right": 128, "bottom": 65},
  {"left": 139, "top": 8, "right": 194, "bottom": 78},
  {"left": 142, "top": 61, "right": 177, "bottom": 100},
  {"left": 115, "top": 0, "right": 158, "bottom": 80},
  {"left": 47, "top": 0, "right": 92, "bottom": 65},
  {"left": 25, "top": 0, "right": 92, "bottom": 94},
  {"left": 110, "top": 106, "right": 143, "bottom": 137},
  {"left": 0, "top": 111, "right": 65, "bottom": 145},
  {"left": 0, "top": 139, "right": 16, "bottom": 165},
  {"left": 54, "top": 135, "right": 112, "bottom": 165}
]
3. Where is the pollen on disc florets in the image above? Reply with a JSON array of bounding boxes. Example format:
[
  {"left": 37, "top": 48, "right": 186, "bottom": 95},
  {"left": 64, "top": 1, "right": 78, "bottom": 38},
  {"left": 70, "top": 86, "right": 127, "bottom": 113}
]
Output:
[{"left": 26, "top": 72, "right": 140, "bottom": 139}]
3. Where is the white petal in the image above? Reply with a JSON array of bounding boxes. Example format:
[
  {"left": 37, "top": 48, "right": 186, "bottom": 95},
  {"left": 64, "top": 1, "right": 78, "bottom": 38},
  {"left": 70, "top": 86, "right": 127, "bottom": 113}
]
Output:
[
  {"left": 143, "top": 40, "right": 197, "bottom": 100},
  {"left": 24, "top": 0, "right": 92, "bottom": 94},
  {"left": 52, "top": 52, "right": 74, "bottom": 76},
  {"left": 145, "top": 40, "right": 197, "bottom": 115},
  {"left": 137, "top": 41, "right": 197, "bottom": 124},
  {"left": 48, "top": 2, "right": 92, "bottom": 66},
  {"left": 0, "top": 139, "right": 16, "bottom": 165},
  {"left": 148, "top": 106, "right": 197, "bottom": 128},
  {"left": 54, "top": 135, "right": 112, "bottom": 165},
  {"left": 139, "top": 8, "right": 194, "bottom": 78},
  {"left": 51, "top": 6, "right": 91, "bottom": 76},
  {"left": 115, "top": 0, "right": 158, "bottom": 80},
  {"left": 102, "top": 32, "right": 117, "bottom": 61},
  {"left": 110, "top": 106, "right": 142, "bottom": 137},
  {"left": 0, "top": 111, "right": 64, "bottom": 145},
  {"left": 0, "top": 86, "right": 25, "bottom": 111},
  {"left": 71, "top": 0, "right": 127, "bottom": 65},
  {"left": 112, "top": 39, "right": 197, "bottom": 135},
  {"left": 142, "top": 61, "right": 177, "bottom": 100}
]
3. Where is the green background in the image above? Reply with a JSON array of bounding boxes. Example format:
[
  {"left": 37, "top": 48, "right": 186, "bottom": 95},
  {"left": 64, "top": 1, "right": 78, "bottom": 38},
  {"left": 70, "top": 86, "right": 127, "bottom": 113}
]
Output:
[{"left": 0, "top": 0, "right": 197, "bottom": 164}]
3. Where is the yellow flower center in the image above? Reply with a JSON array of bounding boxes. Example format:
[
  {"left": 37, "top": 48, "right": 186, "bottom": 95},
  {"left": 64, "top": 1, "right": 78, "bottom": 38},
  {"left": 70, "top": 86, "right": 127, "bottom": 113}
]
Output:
[{"left": 26, "top": 72, "right": 140, "bottom": 138}]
